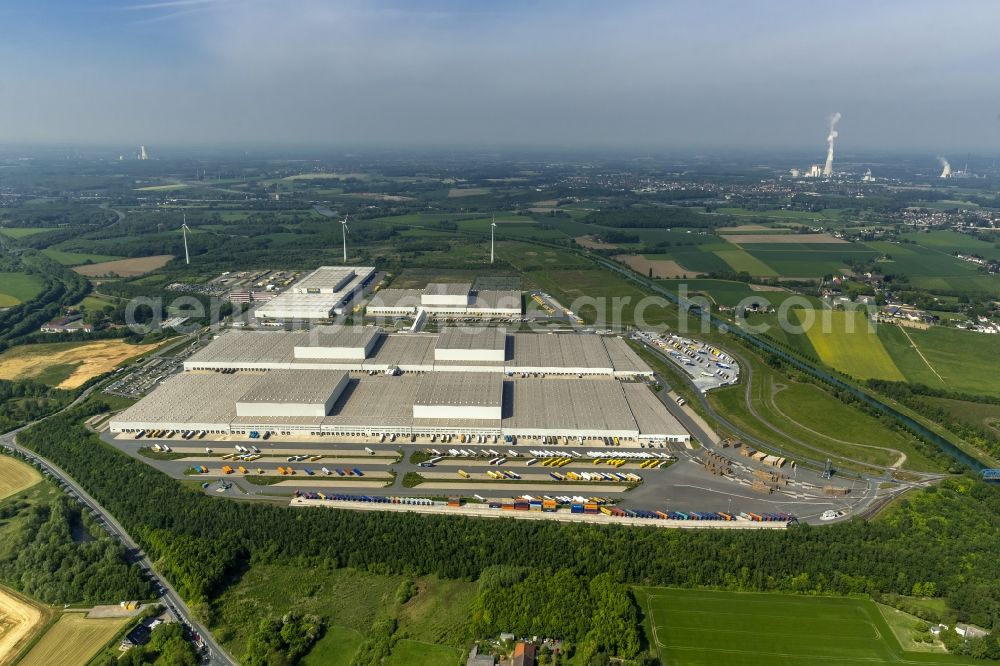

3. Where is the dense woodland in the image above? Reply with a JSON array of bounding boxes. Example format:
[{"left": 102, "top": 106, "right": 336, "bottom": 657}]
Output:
[
  {"left": 472, "top": 567, "right": 641, "bottom": 662},
  {"left": 0, "top": 379, "right": 73, "bottom": 432},
  {"left": 16, "top": 403, "right": 1000, "bottom": 657},
  {"left": 869, "top": 380, "right": 1000, "bottom": 459},
  {"left": 0, "top": 487, "right": 152, "bottom": 604},
  {"left": 0, "top": 253, "right": 90, "bottom": 350}
]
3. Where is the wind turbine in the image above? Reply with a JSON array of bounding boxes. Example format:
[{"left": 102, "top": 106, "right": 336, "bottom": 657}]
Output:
[
  {"left": 490, "top": 214, "right": 497, "bottom": 264},
  {"left": 181, "top": 213, "right": 191, "bottom": 266},
  {"left": 340, "top": 215, "right": 350, "bottom": 263}
]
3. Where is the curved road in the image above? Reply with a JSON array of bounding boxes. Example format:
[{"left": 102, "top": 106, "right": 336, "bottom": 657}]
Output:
[
  {"left": 637, "top": 336, "right": 940, "bottom": 517},
  {"left": 0, "top": 368, "right": 235, "bottom": 666}
]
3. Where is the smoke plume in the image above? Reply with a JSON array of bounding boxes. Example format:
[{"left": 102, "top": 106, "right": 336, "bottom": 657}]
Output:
[
  {"left": 823, "top": 112, "right": 841, "bottom": 177},
  {"left": 938, "top": 156, "right": 952, "bottom": 178}
]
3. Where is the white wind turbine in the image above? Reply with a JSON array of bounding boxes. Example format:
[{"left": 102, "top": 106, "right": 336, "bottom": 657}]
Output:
[
  {"left": 490, "top": 214, "right": 497, "bottom": 264},
  {"left": 340, "top": 214, "right": 350, "bottom": 262},
  {"left": 181, "top": 213, "right": 191, "bottom": 265}
]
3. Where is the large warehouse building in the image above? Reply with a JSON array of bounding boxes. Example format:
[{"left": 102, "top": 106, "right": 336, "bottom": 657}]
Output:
[
  {"left": 254, "top": 266, "right": 376, "bottom": 319},
  {"left": 366, "top": 282, "right": 521, "bottom": 318},
  {"left": 181, "top": 326, "right": 653, "bottom": 378},
  {"left": 111, "top": 327, "right": 688, "bottom": 444}
]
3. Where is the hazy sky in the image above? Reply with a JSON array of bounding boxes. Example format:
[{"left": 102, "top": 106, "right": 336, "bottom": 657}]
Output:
[{"left": 2, "top": 0, "right": 999, "bottom": 151}]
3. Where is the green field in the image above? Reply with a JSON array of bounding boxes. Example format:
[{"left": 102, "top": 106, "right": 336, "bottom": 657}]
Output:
[
  {"left": 744, "top": 245, "right": 878, "bottom": 278},
  {"left": 892, "top": 326, "right": 1000, "bottom": 397},
  {"left": 384, "top": 639, "right": 463, "bottom": 666},
  {"left": 769, "top": 381, "right": 938, "bottom": 470},
  {"left": 134, "top": 183, "right": 190, "bottom": 192},
  {"left": 795, "top": 309, "right": 905, "bottom": 381},
  {"left": 0, "top": 227, "right": 52, "bottom": 238},
  {"left": 705, "top": 347, "right": 938, "bottom": 472},
  {"left": 714, "top": 207, "right": 849, "bottom": 221},
  {"left": 913, "top": 396, "right": 1000, "bottom": 437},
  {"left": 638, "top": 588, "right": 979, "bottom": 666},
  {"left": 528, "top": 268, "right": 680, "bottom": 327},
  {"left": 214, "top": 565, "right": 476, "bottom": 665},
  {"left": 714, "top": 249, "right": 778, "bottom": 276},
  {"left": 865, "top": 242, "right": 996, "bottom": 296},
  {"left": 300, "top": 625, "right": 365, "bottom": 666},
  {"left": 902, "top": 230, "right": 1000, "bottom": 261},
  {"left": 41, "top": 249, "right": 120, "bottom": 266},
  {"left": 0, "top": 271, "right": 45, "bottom": 306},
  {"left": 641, "top": 248, "right": 731, "bottom": 275}
]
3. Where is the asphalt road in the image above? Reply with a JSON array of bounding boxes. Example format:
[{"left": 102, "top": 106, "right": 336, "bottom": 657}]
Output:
[
  {"left": 0, "top": 341, "right": 236, "bottom": 666},
  {"left": 634, "top": 335, "right": 938, "bottom": 517}
]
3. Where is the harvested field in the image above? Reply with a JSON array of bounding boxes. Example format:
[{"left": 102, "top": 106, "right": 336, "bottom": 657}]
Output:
[
  {"left": 447, "top": 187, "right": 490, "bottom": 198},
  {"left": 575, "top": 235, "right": 619, "bottom": 250},
  {"left": 73, "top": 255, "right": 174, "bottom": 277},
  {"left": 748, "top": 283, "right": 790, "bottom": 292},
  {"left": 615, "top": 255, "right": 690, "bottom": 278},
  {"left": 19, "top": 612, "right": 130, "bottom": 666},
  {"left": 0, "top": 457, "right": 42, "bottom": 501},
  {"left": 0, "top": 339, "right": 162, "bottom": 389},
  {"left": 722, "top": 233, "right": 848, "bottom": 244},
  {"left": 0, "top": 587, "right": 47, "bottom": 666},
  {"left": 717, "top": 224, "right": 774, "bottom": 232}
]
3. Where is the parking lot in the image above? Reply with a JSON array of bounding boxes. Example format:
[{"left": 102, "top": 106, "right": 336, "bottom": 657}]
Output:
[
  {"left": 101, "top": 428, "right": 874, "bottom": 525},
  {"left": 633, "top": 331, "right": 740, "bottom": 392}
]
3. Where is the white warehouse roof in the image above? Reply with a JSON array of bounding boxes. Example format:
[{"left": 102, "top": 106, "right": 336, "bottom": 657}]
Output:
[{"left": 237, "top": 369, "right": 349, "bottom": 405}]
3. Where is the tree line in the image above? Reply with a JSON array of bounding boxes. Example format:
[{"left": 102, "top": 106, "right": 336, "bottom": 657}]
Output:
[
  {"left": 0, "top": 379, "right": 74, "bottom": 432},
  {"left": 0, "top": 484, "right": 152, "bottom": 605},
  {"left": 16, "top": 403, "right": 1000, "bottom": 655}
]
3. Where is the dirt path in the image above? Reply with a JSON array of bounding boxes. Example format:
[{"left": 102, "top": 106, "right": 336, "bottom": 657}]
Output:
[
  {"left": 0, "top": 587, "right": 46, "bottom": 666},
  {"left": 767, "top": 382, "right": 907, "bottom": 468},
  {"left": 899, "top": 325, "right": 946, "bottom": 384}
]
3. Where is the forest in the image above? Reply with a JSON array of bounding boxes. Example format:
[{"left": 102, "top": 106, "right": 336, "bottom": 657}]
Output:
[
  {"left": 472, "top": 567, "right": 641, "bottom": 662},
  {"left": 0, "top": 487, "right": 152, "bottom": 604},
  {"left": 15, "top": 401, "right": 1000, "bottom": 653},
  {"left": 0, "top": 253, "right": 90, "bottom": 349},
  {"left": 0, "top": 378, "right": 73, "bottom": 432}
]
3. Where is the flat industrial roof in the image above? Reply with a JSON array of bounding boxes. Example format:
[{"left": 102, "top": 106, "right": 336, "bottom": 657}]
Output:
[
  {"left": 435, "top": 326, "right": 507, "bottom": 351},
  {"left": 509, "top": 333, "right": 611, "bottom": 370},
  {"left": 423, "top": 282, "right": 471, "bottom": 296},
  {"left": 415, "top": 372, "right": 502, "bottom": 407},
  {"left": 602, "top": 337, "right": 651, "bottom": 374},
  {"left": 295, "top": 325, "right": 380, "bottom": 351},
  {"left": 186, "top": 329, "right": 652, "bottom": 376},
  {"left": 323, "top": 376, "right": 420, "bottom": 428},
  {"left": 113, "top": 370, "right": 683, "bottom": 437},
  {"left": 471, "top": 290, "right": 521, "bottom": 309},
  {"left": 292, "top": 266, "right": 359, "bottom": 292},
  {"left": 256, "top": 291, "right": 344, "bottom": 313},
  {"left": 187, "top": 330, "right": 301, "bottom": 365},
  {"left": 621, "top": 383, "right": 687, "bottom": 436},
  {"left": 237, "top": 369, "right": 347, "bottom": 405},
  {"left": 504, "top": 378, "right": 637, "bottom": 432},
  {"left": 366, "top": 289, "right": 420, "bottom": 309},
  {"left": 113, "top": 372, "right": 260, "bottom": 426},
  {"left": 367, "top": 334, "right": 437, "bottom": 367}
]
